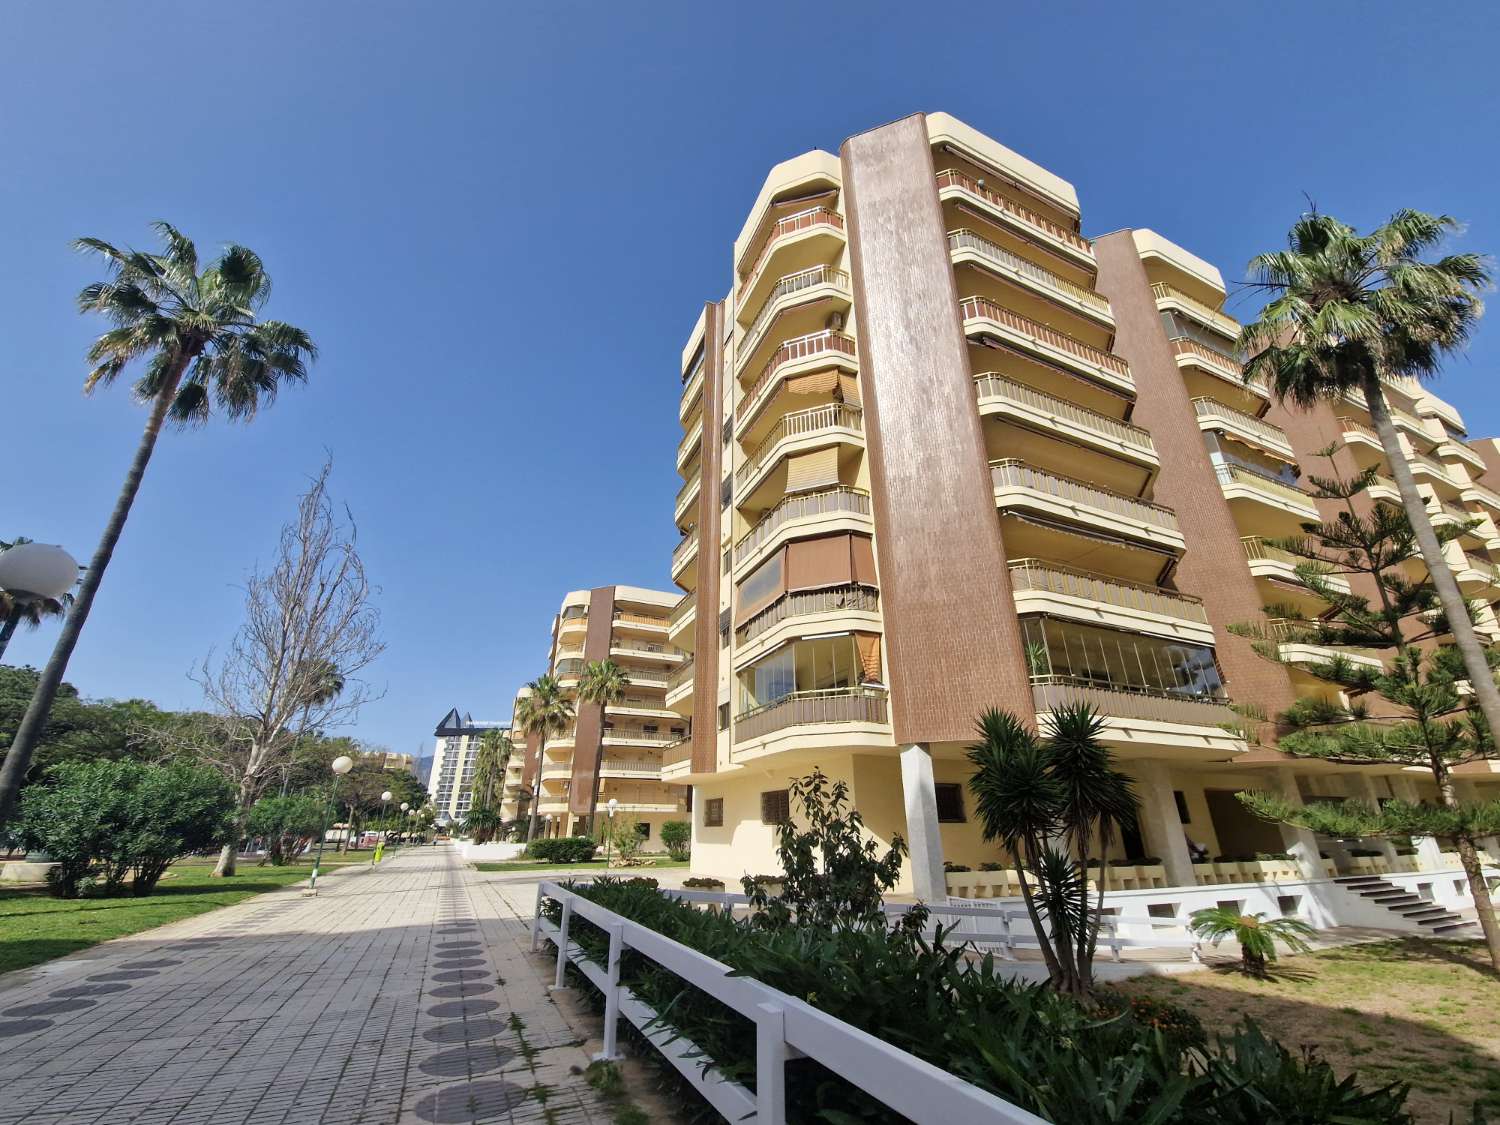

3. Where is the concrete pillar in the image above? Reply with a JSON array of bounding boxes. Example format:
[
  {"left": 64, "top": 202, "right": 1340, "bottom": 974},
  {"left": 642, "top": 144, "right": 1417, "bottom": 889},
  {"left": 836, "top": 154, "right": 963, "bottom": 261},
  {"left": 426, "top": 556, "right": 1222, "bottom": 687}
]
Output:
[
  {"left": 1352, "top": 774, "right": 1401, "bottom": 868},
  {"left": 1389, "top": 774, "right": 1445, "bottom": 870},
  {"left": 1271, "top": 769, "right": 1326, "bottom": 880},
  {"left": 900, "top": 744, "right": 947, "bottom": 903},
  {"left": 1133, "top": 761, "right": 1195, "bottom": 889}
]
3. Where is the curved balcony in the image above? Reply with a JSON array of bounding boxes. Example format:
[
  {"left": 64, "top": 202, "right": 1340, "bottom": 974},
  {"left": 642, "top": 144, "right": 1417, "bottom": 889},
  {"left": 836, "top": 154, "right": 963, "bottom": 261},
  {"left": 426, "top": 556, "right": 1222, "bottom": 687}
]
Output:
[
  {"left": 739, "top": 329, "right": 859, "bottom": 438},
  {"left": 1171, "top": 337, "right": 1269, "bottom": 400},
  {"left": 664, "top": 659, "right": 695, "bottom": 711},
  {"left": 737, "top": 264, "right": 850, "bottom": 364},
  {"left": 948, "top": 229, "right": 1112, "bottom": 327},
  {"left": 736, "top": 401, "right": 864, "bottom": 498},
  {"left": 737, "top": 206, "right": 846, "bottom": 303},
  {"left": 990, "top": 459, "right": 1183, "bottom": 551},
  {"left": 1007, "top": 558, "right": 1210, "bottom": 643},
  {"left": 1194, "top": 397, "right": 1294, "bottom": 461},
  {"left": 733, "top": 686, "right": 889, "bottom": 745},
  {"left": 675, "top": 473, "right": 700, "bottom": 528},
  {"left": 670, "top": 528, "right": 698, "bottom": 581},
  {"left": 934, "top": 168, "right": 1095, "bottom": 270},
  {"left": 974, "top": 372, "right": 1155, "bottom": 468},
  {"left": 667, "top": 592, "right": 696, "bottom": 648},
  {"left": 676, "top": 417, "right": 703, "bottom": 473},
  {"left": 960, "top": 295, "right": 1132, "bottom": 395},
  {"left": 733, "top": 486, "right": 872, "bottom": 569},
  {"left": 1150, "top": 282, "right": 1239, "bottom": 341},
  {"left": 736, "top": 582, "right": 881, "bottom": 647}
]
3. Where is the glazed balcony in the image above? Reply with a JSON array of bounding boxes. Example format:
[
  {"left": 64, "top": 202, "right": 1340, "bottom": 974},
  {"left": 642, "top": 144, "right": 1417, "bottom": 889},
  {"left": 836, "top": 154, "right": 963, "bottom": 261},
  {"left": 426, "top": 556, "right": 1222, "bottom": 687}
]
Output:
[
  {"left": 1008, "top": 558, "right": 1208, "bottom": 631},
  {"left": 670, "top": 529, "right": 698, "bottom": 581},
  {"left": 960, "top": 295, "right": 1132, "bottom": 395},
  {"left": 990, "top": 458, "right": 1183, "bottom": 551},
  {"left": 736, "top": 206, "right": 846, "bottom": 304},
  {"left": 948, "top": 229, "right": 1113, "bottom": 328},
  {"left": 733, "top": 686, "right": 889, "bottom": 745},
  {"left": 1150, "top": 282, "right": 1240, "bottom": 341},
  {"left": 934, "top": 168, "right": 1095, "bottom": 270},
  {"left": 974, "top": 371, "right": 1156, "bottom": 469},
  {"left": 1193, "top": 397, "right": 1294, "bottom": 461},
  {"left": 1031, "top": 677, "right": 1238, "bottom": 731},
  {"left": 737, "top": 264, "right": 851, "bottom": 363},
  {"left": 735, "top": 401, "right": 864, "bottom": 497},
  {"left": 733, "top": 486, "right": 872, "bottom": 568},
  {"left": 740, "top": 329, "right": 859, "bottom": 436},
  {"left": 737, "top": 582, "right": 881, "bottom": 647}
]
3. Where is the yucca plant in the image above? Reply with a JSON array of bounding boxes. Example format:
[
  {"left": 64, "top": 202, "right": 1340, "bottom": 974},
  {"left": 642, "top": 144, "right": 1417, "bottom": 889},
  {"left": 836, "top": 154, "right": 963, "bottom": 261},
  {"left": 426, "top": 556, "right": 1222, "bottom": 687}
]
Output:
[{"left": 1189, "top": 906, "right": 1315, "bottom": 976}]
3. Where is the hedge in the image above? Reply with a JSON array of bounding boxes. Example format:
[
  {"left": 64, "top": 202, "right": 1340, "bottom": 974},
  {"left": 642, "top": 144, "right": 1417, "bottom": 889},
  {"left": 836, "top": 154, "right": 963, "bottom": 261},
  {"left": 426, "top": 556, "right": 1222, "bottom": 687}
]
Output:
[{"left": 525, "top": 836, "right": 598, "bottom": 864}]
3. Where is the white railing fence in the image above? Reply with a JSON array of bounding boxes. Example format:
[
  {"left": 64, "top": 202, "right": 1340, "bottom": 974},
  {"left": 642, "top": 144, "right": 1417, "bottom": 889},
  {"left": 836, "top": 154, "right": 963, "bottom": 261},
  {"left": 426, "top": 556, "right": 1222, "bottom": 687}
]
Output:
[{"left": 531, "top": 880, "right": 1044, "bottom": 1125}]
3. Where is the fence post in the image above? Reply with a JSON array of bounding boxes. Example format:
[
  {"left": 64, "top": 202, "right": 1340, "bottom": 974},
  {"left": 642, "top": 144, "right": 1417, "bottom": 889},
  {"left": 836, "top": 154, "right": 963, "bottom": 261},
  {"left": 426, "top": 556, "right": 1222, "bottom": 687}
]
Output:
[
  {"left": 594, "top": 923, "right": 625, "bottom": 1062},
  {"left": 1001, "top": 910, "right": 1016, "bottom": 960},
  {"left": 550, "top": 897, "right": 573, "bottom": 992},
  {"left": 754, "top": 1002, "right": 788, "bottom": 1125},
  {"left": 530, "top": 884, "right": 545, "bottom": 952}
]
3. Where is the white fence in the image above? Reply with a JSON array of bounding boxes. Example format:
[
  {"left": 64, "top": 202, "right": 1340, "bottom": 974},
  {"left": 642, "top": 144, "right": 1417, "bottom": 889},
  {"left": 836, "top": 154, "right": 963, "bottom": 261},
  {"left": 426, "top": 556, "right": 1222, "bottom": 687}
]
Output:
[{"left": 531, "top": 880, "right": 1045, "bottom": 1125}]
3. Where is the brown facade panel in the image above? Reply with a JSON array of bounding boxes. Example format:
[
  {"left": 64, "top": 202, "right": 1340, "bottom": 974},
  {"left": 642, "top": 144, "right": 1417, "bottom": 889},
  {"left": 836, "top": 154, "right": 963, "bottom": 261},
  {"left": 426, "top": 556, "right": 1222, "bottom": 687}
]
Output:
[
  {"left": 568, "top": 584, "right": 616, "bottom": 816},
  {"left": 841, "top": 113, "right": 1032, "bottom": 745},
  {"left": 1092, "top": 232, "right": 1297, "bottom": 737},
  {"left": 691, "top": 302, "right": 724, "bottom": 773}
]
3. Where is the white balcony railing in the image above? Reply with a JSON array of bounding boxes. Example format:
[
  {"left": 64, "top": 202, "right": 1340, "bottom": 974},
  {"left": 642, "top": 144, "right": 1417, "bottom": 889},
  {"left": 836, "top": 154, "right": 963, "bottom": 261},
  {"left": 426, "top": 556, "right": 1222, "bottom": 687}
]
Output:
[
  {"left": 990, "top": 459, "right": 1179, "bottom": 533},
  {"left": 976, "top": 372, "right": 1153, "bottom": 454},
  {"left": 736, "top": 401, "right": 863, "bottom": 491},
  {"left": 739, "top": 265, "right": 849, "bottom": 361},
  {"left": 948, "top": 229, "right": 1111, "bottom": 316}
]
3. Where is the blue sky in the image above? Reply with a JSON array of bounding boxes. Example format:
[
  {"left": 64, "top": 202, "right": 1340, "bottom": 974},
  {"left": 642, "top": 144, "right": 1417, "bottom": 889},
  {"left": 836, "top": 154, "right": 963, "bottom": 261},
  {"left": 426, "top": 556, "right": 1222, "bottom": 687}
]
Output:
[{"left": 3, "top": 2, "right": 1498, "bottom": 758}]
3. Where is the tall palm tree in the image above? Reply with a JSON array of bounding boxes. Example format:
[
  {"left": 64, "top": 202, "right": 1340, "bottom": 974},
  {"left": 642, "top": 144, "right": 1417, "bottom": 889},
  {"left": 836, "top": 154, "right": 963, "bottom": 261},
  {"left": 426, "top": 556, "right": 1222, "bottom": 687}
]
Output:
[
  {"left": 0, "top": 224, "right": 316, "bottom": 830},
  {"left": 471, "top": 727, "right": 512, "bottom": 814},
  {"left": 1239, "top": 209, "right": 1500, "bottom": 742},
  {"left": 577, "top": 658, "right": 628, "bottom": 831},
  {"left": 513, "top": 674, "right": 574, "bottom": 841}
]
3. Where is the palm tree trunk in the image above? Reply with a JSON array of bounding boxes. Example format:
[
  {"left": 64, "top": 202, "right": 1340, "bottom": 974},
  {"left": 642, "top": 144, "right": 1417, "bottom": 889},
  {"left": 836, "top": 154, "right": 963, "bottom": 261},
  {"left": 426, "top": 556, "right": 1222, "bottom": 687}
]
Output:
[
  {"left": 1011, "top": 841, "right": 1063, "bottom": 984},
  {"left": 526, "top": 735, "right": 545, "bottom": 842},
  {"left": 1364, "top": 374, "right": 1500, "bottom": 745},
  {"left": 1432, "top": 761, "right": 1500, "bottom": 969},
  {"left": 0, "top": 607, "right": 22, "bottom": 662},
  {"left": 0, "top": 356, "right": 189, "bottom": 830}
]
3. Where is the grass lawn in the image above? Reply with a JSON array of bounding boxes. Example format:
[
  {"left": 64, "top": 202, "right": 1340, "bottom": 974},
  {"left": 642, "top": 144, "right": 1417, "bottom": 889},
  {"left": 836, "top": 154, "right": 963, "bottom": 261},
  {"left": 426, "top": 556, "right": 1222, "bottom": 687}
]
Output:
[
  {"left": 1114, "top": 938, "right": 1500, "bottom": 1124},
  {"left": 0, "top": 854, "right": 370, "bottom": 976},
  {"left": 472, "top": 856, "right": 690, "bottom": 873}
]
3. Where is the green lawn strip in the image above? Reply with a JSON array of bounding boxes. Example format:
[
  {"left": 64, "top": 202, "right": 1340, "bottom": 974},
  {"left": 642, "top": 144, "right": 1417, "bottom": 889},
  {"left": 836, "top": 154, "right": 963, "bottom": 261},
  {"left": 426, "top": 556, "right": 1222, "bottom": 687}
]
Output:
[
  {"left": 471, "top": 857, "right": 689, "bottom": 873},
  {"left": 0, "top": 859, "right": 364, "bottom": 975}
]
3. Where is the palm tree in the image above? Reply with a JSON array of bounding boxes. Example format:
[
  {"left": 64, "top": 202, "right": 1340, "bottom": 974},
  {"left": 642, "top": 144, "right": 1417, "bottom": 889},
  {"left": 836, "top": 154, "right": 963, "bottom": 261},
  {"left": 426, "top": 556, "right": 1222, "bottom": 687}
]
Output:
[
  {"left": 1239, "top": 209, "right": 1500, "bottom": 743},
  {"left": 470, "top": 727, "right": 512, "bottom": 815},
  {"left": 513, "top": 674, "right": 574, "bottom": 841},
  {"left": 1188, "top": 906, "right": 1315, "bottom": 976},
  {"left": 0, "top": 224, "right": 315, "bottom": 831},
  {"left": 966, "top": 703, "right": 1137, "bottom": 998},
  {"left": 577, "top": 658, "right": 628, "bottom": 831}
]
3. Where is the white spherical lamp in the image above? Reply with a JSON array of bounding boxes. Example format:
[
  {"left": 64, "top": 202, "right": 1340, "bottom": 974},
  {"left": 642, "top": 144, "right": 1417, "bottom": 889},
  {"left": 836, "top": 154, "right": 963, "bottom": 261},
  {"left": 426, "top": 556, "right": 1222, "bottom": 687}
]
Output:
[
  {"left": 606, "top": 798, "right": 619, "bottom": 817},
  {"left": 331, "top": 755, "right": 354, "bottom": 776},
  {"left": 0, "top": 543, "right": 78, "bottom": 600},
  {"left": 380, "top": 790, "right": 393, "bottom": 802},
  {"left": 400, "top": 802, "right": 410, "bottom": 811}
]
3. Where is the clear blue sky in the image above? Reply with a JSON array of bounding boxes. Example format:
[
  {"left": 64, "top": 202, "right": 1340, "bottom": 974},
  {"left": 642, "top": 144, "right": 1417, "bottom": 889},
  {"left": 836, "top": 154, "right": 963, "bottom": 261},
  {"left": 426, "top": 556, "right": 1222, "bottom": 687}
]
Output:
[{"left": 3, "top": 2, "right": 1498, "bottom": 758}]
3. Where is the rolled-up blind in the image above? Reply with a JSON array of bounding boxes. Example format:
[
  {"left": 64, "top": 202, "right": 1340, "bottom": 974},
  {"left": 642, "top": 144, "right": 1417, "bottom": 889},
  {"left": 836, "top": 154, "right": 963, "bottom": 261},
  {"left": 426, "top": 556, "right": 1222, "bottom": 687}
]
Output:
[
  {"left": 784, "top": 369, "right": 839, "bottom": 396},
  {"left": 855, "top": 632, "right": 883, "bottom": 682},
  {"left": 785, "top": 446, "right": 839, "bottom": 493},
  {"left": 837, "top": 373, "right": 861, "bottom": 403}
]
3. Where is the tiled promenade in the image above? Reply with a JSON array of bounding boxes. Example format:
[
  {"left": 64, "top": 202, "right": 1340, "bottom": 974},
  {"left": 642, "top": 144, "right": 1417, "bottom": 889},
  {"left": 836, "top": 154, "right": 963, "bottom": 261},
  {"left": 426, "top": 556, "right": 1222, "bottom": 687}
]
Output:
[{"left": 0, "top": 849, "right": 614, "bottom": 1125}]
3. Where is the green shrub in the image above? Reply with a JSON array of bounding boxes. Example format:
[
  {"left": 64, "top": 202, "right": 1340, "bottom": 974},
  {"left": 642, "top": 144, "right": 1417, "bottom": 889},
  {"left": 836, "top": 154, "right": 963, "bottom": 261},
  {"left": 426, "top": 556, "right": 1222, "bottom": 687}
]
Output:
[
  {"left": 978, "top": 861, "right": 1005, "bottom": 872},
  {"left": 526, "top": 836, "right": 597, "bottom": 864},
  {"left": 943, "top": 862, "right": 971, "bottom": 873},
  {"left": 681, "top": 876, "right": 724, "bottom": 890},
  {"left": 659, "top": 819, "right": 690, "bottom": 861}
]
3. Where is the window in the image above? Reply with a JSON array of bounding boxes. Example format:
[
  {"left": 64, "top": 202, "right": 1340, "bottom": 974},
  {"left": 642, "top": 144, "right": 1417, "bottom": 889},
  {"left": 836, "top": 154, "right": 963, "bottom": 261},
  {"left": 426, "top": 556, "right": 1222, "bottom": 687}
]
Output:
[
  {"left": 761, "top": 790, "right": 790, "bottom": 825},
  {"left": 722, "top": 548, "right": 732, "bottom": 575},
  {"left": 634, "top": 822, "right": 650, "bottom": 839},
  {"left": 1173, "top": 791, "right": 1191, "bottom": 824},
  {"left": 704, "top": 798, "right": 724, "bottom": 827},
  {"left": 1020, "top": 616, "right": 1226, "bottom": 700},
  {"left": 718, "top": 703, "right": 730, "bottom": 731},
  {"left": 935, "top": 783, "right": 966, "bottom": 823},
  {"left": 721, "top": 475, "right": 733, "bottom": 508}
]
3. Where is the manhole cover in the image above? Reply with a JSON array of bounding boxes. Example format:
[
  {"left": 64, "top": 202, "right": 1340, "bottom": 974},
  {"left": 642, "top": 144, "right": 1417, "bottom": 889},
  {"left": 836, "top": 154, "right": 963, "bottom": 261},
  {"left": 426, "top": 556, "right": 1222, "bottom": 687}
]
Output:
[
  {"left": 427, "top": 983, "right": 495, "bottom": 999},
  {"left": 431, "top": 969, "right": 488, "bottom": 983},
  {"left": 410, "top": 1079, "right": 526, "bottom": 1120},
  {"left": 421, "top": 1016, "right": 508, "bottom": 1044},
  {"left": 425, "top": 999, "right": 500, "bottom": 1019},
  {"left": 416, "top": 1043, "right": 514, "bottom": 1079}
]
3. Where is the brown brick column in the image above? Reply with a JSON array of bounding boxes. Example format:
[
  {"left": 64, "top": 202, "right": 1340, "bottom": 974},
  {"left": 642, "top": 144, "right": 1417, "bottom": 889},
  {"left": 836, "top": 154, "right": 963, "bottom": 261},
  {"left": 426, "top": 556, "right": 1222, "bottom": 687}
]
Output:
[
  {"left": 569, "top": 585, "right": 617, "bottom": 818},
  {"left": 691, "top": 303, "right": 724, "bottom": 772}
]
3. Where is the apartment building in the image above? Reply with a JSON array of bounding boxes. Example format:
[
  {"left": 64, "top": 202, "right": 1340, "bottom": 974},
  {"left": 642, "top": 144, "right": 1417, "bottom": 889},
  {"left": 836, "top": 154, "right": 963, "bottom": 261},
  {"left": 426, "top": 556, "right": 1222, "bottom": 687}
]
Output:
[
  {"left": 665, "top": 111, "right": 1500, "bottom": 899},
  {"left": 500, "top": 585, "right": 691, "bottom": 847},
  {"left": 428, "top": 708, "right": 509, "bottom": 824}
]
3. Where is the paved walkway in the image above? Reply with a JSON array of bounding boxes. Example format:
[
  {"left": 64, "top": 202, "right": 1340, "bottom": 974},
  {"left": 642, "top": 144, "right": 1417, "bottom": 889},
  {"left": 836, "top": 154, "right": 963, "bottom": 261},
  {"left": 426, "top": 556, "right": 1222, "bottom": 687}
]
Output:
[{"left": 0, "top": 848, "right": 615, "bottom": 1125}]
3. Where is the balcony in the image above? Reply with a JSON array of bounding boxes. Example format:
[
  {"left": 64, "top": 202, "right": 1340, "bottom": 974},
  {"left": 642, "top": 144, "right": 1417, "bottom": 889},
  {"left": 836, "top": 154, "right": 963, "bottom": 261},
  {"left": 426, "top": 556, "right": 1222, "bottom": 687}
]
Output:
[
  {"left": 737, "top": 265, "right": 850, "bottom": 363},
  {"left": 1008, "top": 558, "right": 1209, "bottom": 639},
  {"left": 1264, "top": 619, "right": 1384, "bottom": 674},
  {"left": 679, "top": 351, "right": 705, "bottom": 423},
  {"left": 624, "top": 668, "right": 670, "bottom": 689},
  {"left": 741, "top": 328, "right": 858, "bottom": 424},
  {"left": 733, "top": 486, "right": 872, "bottom": 568},
  {"left": 961, "top": 295, "right": 1132, "bottom": 395},
  {"left": 1463, "top": 479, "right": 1500, "bottom": 514},
  {"left": 1170, "top": 337, "right": 1268, "bottom": 399},
  {"left": 737, "top": 206, "right": 845, "bottom": 302},
  {"left": 667, "top": 659, "right": 694, "bottom": 693},
  {"left": 610, "top": 639, "right": 685, "bottom": 663},
  {"left": 661, "top": 736, "right": 692, "bottom": 771},
  {"left": 1150, "top": 282, "right": 1239, "bottom": 341},
  {"left": 1214, "top": 462, "right": 1319, "bottom": 522},
  {"left": 974, "top": 372, "right": 1156, "bottom": 468},
  {"left": 667, "top": 592, "right": 695, "bottom": 646},
  {"left": 1241, "top": 537, "right": 1352, "bottom": 596},
  {"left": 670, "top": 528, "right": 698, "bottom": 579},
  {"left": 990, "top": 459, "right": 1183, "bottom": 550},
  {"left": 557, "top": 612, "right": 589, "bottom": 635},
  {"left": 1438, "top": 438, "right": 1487, "bottom": 472},
  {"left": 735, "top": 401, "right": 864, "bottom": 497},
  {"left": 737, "top": 583, "right": 881, "bottom": 647},
  {"left": 734, "top": 687, "right": 889, "bottom": 745},
  {"left": 665, "top": 659, "right": 694, "bottom": 711},
  {"left": 601, "top": 729, "right": 680, "bottom": 748},
  {"left": 674, "top": 473, "right": 700, "bottom": 528},
  {"left": 947, "top": 229, "right": 1112, "bottom": 327},
  {"left": 1031, "top": 677, "right": 1238, "bottom": 732},
  {"left": 934, "top": 168, "right": 1095, "bottom": 269},
  {"left": 1193, "top": 397, "right": 1294, "bottom": 461},
  {"left": 676, "top": 417, "right": 703, "bottom": 472},
  {"left": 598, "top": 756, "right": 663, "bottom": 780}
]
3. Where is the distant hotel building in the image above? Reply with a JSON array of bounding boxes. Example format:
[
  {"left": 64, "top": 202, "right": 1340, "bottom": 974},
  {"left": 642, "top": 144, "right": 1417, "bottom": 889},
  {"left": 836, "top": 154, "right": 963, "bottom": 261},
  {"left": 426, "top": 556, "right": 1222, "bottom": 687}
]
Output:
[{"left": 428, "top": 708, "right": 508, "bottom": 824}]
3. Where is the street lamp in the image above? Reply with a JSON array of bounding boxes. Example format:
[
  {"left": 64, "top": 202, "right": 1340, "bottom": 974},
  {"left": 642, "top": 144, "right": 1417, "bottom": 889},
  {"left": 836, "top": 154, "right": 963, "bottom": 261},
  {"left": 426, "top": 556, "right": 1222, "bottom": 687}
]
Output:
[
  {"left": 373, "top": 789, "right": 392, "bottom": 866},
  {"left": 0, "top": 542, "right": 78, "bottom": 661},
  {"left": 399, "top": 801, "right": 410, "bottom": 845},
  {"left": 307, "top": 754, "right": 353, "bottom": 895},
  {"left": 603, "top": 797, "right": 619, "bottom": 868}
]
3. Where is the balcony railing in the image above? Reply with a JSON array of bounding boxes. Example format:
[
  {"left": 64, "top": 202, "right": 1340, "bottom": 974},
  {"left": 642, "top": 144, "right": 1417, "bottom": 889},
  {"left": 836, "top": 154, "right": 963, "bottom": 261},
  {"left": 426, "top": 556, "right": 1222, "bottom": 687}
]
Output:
[
  {"left": 1171, "top": 336, "right": 1254, "bottom": 384},
  {"left": 625, "top": 668, "right": 671, "bottom": 688},
  {"left": 1150, "top": 282, "right": 1240, "bottom": 339},
  {"left": 736, "top": 402, "right": 864, "bottom": 491},
  {"left": 555, "top": 657, "right": 585, "bottom": 678},
  {"left": 601, "top": 730, "right": 679, "bottom": 747},
  {"left": 675, "top": 474, "right": 699, "bottom": 516},
  {"left": 671, "top": 529, "right": 698, "bottom": 572},
  {"left": 744, "top": 328, "right": 858, "bottom": 404},
  {"left": 737, "top": 583, "right": 881, "bottom": 645},
  {"left": 739, "top": 265, "right": 850, "bottom": 361},
  {"left": 558, "top": 612, "right": 589, "bottom": 631},
  {"left": 960, "top": 295, "right": 1129, "bottom": 381},
  {"left": 1031, "top": 677, "right": 1237, "bottom": 728},
  {"left": 677, "top": 418, "right": 703, "bottom": 463},
  {"left": 661, "top": 736, "right": 692, "bottom": 768},
  {"left": 948, "top": 229, "right": 1111, "bottom": 315},
  {"left": 1193, "top": 397, "right": 1292, "bottom": 453},
  {"left": 975, "top": 372, "right": 1154, "bottom": 453},
  {"left": 733, "top": 486, "right": 872, "bottom": 564},
  {"left": 738, "top": 206, "right": 845, "bottom": 295},
  {"left": 1465, "top": 480, "right": 1500, "bottom": 511},
  {"left": 611, "top": 639, "right": 684, "bottom": 659},
  {"left": 1214, "top": 462, "right": 1315, "bottom": 508},
  {"left": 990, "top": 459, "right": 1179, "bottom": 532},
  {"left": 667, "top": 659, "right": 694, "bottom": 692},
  {"left": 934, "top": 168, "right": 1093, "bottom": 256},
  {"left": 681, "top": 347, "right": 705, "bottom": 388},
  {"left": 1410, "top": 449, "right": 1458, "bottom": 487},
  {"left": 1007, "top": 558, "right": 1206, "bottom": 624},
  {"left": 599, "top": 756, "right": 663, "bottom": 779},
  {"left": 668, "top": 592, "right": 695, "bottom": 631},
  {"left": 734, "top": 686, "right": 889, "bottom": 744}
]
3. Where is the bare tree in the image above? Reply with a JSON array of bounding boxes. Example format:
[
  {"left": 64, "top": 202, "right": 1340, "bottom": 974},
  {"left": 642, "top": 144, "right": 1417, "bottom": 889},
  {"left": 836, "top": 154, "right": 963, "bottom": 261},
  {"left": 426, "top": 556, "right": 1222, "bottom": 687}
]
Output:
[{"left": 196, "top": 460, "right": 383, "bottom": 876}]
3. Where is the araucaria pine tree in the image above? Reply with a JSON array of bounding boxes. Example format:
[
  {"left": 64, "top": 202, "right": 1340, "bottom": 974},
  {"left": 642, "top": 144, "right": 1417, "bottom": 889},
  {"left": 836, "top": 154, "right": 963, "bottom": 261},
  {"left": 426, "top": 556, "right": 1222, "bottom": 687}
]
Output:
[{"left": 1230, "top": 450, "right": 1500, "bottom": 968}]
